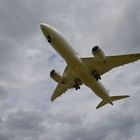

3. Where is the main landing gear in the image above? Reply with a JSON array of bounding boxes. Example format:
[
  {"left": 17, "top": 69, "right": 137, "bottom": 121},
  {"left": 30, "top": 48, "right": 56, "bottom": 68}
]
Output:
[
  {"left": 92, "top": 70, "right": 101, "bottom": 81},
  {"left": 73, "top": 79, "right": 81, "bottom": 90},
  {"left": 95, "top": 75, "right": 101, "bottom": 81},
  {"left": 74, "top": 84, "right": 80, "bottom": 90}
]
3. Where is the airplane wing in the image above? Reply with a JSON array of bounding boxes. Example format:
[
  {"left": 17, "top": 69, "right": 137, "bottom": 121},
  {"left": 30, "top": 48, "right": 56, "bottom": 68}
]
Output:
[
  {"left": 51, "top": 82, "right": 71, "bottom": 102},
  {"left": 51, "top": 67, "right": 82, "bottom": 101},
  {"left": 82, "top": 53, "right": 140, "bottom": 76}
]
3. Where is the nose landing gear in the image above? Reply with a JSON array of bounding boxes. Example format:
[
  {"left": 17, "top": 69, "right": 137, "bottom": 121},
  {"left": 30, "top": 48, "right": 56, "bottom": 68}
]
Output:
[{"left": 47, "top": 34, "right": 53, "bottom": 43}]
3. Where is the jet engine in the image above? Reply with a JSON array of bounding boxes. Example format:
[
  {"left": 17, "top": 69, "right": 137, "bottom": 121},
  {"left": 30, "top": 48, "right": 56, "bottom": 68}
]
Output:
[
  {"left": 50, "top": 70, "right": 63, "bottom": 83},
  {"left": 92, "top": 46, "right": 106, "bottom": 62}
]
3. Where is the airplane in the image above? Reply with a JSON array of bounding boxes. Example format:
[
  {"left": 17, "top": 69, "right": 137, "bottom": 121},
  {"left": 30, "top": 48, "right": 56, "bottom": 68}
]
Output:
[{"left": 40, "top": 23, "right": 140, "bottom": 109}]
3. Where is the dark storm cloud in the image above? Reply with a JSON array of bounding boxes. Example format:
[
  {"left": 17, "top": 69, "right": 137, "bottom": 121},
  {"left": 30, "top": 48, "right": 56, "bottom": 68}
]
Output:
[{"left": 0, "top": 0, "right": 140, "bottom": 140}]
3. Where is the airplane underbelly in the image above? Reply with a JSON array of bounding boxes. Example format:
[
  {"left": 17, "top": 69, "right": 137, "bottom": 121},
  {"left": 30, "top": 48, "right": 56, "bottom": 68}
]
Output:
[
  {"left": 90, "top": 81, "right": 110, "bottom": 101},
  {"left": 65, "top": 53, "right": 111, "bottom": 102},
  {"left": 71, "top": 60, "right": 110, "bottom": 102}
]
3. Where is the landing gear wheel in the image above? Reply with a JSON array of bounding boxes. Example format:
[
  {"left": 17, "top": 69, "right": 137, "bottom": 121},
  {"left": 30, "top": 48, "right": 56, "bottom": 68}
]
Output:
[
  {"left": 74, "top": 84, "right": 80, "bottom": 90},
  {"left": 73, "top": 79, "right": 81, "bottom": 90},
  {"left": 92, "top": 70, "right": 101, "bottom": 81},
  {"left": 48, "top": 39, "right": 52, "bottom": 43},
  {"left": 47, "top": 34, "right": 53, "bottom": 43},
  {"left": 95, "top": 75, "right": 101, "bottom": 81}
]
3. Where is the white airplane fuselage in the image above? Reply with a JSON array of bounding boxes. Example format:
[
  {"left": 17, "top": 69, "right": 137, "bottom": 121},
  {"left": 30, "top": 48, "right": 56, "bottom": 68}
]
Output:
[{"left": 40, "top": 23, "right": 113, "bottom": 104}]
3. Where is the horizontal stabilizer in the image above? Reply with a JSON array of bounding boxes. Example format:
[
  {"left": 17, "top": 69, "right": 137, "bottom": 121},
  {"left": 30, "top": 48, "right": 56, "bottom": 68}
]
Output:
[
  {"left": 96, "top": 100, "right": 108, "bottom": 109},
  {"left": 110, "top": 95, "right": 130, "bottom": 101},
  {"left": 96, "top": 95, "right": 130, "bottom": 109}
]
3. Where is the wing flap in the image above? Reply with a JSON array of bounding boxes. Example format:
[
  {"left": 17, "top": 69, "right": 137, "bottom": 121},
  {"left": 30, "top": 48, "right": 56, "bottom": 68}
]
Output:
[
  {"left": 106, "top": 53, "right": 140, "bottom": 68},
  {"left": 51, "top": 83, "right": 71, "bottom": 102},
  {"left": 51, "top": 66, "right": 82, "bottom": 102},
  {"left": 82, "top": 53, "right": 140, "bottom": 76}
]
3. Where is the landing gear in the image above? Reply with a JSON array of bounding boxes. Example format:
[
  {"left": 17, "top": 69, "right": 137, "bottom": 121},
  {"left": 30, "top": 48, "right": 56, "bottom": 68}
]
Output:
[
  {"left": 95, "top": 75, "right": 101, "bottom": 81},
  {"left": 73, "top": 79, "right": 81, "bottom": 90},
  {"left": 92, "top": 70, "right": 101, "bottom": 81},
  {"left": 47, "top": 34, "right": 53, "bottom": 43},
  {"left": 73, "top": 84, "right": 80, "bottom": 90}
]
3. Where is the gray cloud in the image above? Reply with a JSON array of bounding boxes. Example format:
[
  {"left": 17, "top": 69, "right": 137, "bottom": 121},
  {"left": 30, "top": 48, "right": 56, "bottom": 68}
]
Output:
[
  {"left": 0, "top": 110, "right": 46, "bottom": 140},
  {"left": 0, "top": 0, "right": 140, "bottom": 140},
  {"left": 1, "top": 99, "right": 140, "bottom": 140}
]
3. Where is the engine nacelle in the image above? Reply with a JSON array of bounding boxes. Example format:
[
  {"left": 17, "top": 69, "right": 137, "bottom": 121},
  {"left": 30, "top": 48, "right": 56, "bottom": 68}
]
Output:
[
  {"left": 50, "top": 70, "right": 63, "bottom": 83},
  {"left": 92, "top": 46, "right": 106, "bottom": 62}
]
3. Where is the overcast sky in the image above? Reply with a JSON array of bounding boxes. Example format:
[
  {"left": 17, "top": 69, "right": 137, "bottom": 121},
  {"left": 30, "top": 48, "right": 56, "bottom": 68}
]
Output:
[{"left": 0, "top": 0, "right": 140, "bottom": 140}]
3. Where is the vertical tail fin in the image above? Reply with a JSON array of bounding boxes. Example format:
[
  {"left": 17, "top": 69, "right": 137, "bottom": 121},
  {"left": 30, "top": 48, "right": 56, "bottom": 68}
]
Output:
[{"left": 96, "top": 95, "right": 130, "bottom": 109}]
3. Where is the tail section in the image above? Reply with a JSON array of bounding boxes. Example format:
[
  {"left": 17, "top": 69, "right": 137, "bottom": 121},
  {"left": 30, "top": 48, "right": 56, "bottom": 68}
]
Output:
[
  {"left": 96, "top": 95, "right": 130, "bottom": 109},
  {"left": 110, "top": 95, "right": 130, "bottom": 101}
]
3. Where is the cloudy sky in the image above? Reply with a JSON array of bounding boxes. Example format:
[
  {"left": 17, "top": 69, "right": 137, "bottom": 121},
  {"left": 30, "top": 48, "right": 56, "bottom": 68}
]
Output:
[{"left": 0, "top": 0, "right": 140, "bottom": 139}]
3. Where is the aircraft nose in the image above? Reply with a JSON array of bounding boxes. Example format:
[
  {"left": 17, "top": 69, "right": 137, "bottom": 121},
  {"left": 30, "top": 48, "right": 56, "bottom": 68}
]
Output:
[
  {"left": 40, "top": 23, "right": 54, "bottom": 43},
  {"left": 40, "top": 23, "right": 50, "bottom": 37},
  {"left": 40, "top": 23, "right": 47, "bottom": 32},
  {"left": 40, "top": 23, "right": 52, "bottom": 30}
]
